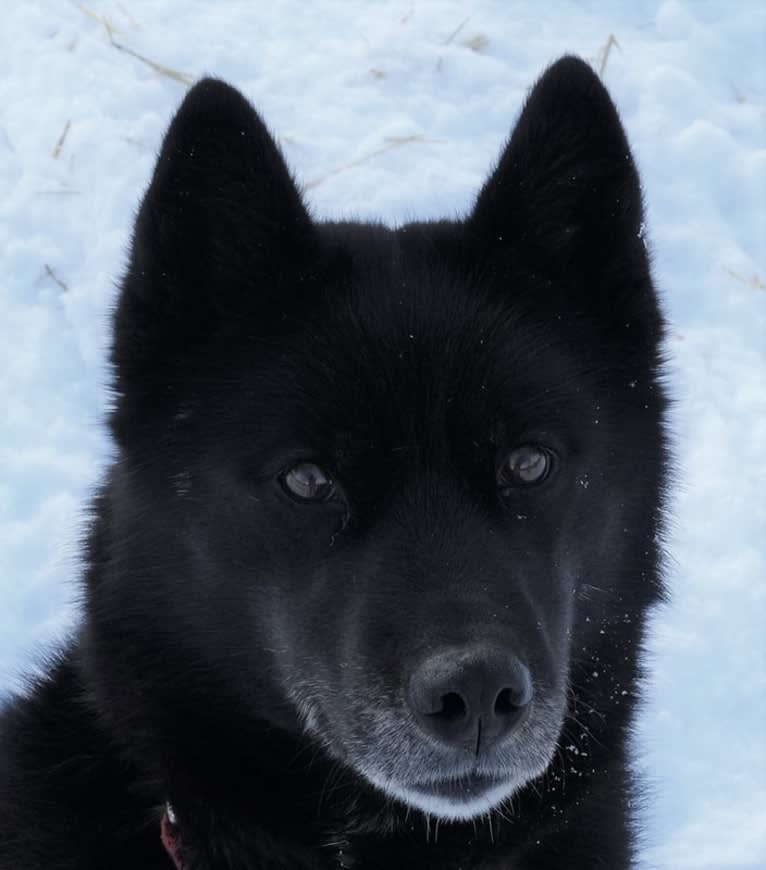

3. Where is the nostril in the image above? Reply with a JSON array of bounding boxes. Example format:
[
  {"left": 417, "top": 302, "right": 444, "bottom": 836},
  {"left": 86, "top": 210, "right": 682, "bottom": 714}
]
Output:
[
  {"left": 494, "top": 687, "right": 515, "bottom": 716},
  {"left": 494, "top": 675, "right": 533, "bottom": 717},
  {"left": 434, "top": 692, "right": 468, "bottom": 722}
]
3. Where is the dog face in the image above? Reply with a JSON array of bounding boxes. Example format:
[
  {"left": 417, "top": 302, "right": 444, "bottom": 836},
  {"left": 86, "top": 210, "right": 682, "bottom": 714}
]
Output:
[{"left": 88, "top": 58, "right": 665, "bottom": 823}]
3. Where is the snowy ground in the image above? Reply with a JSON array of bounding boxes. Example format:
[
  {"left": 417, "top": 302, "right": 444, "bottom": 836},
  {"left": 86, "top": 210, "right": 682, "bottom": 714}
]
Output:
[{"left": 1, "top": 1, "right": 764, "bottom": 867}]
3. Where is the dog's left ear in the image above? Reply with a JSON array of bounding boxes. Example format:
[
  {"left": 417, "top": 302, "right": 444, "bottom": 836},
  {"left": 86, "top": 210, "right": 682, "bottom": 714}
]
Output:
[{"left": 470, "top": 56, "right": 644, "bottom": 277}]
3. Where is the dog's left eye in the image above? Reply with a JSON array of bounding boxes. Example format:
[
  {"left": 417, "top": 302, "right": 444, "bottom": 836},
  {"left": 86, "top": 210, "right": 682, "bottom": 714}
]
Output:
[
  {"left": 498, "top": 445, "right": 553, "bottom": 488},
  {"left": 281, "top": 462, "right": 336, "bottom": 503}
]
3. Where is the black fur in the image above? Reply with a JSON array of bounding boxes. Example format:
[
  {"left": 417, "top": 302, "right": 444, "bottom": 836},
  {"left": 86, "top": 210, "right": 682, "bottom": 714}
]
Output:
[{"left": 0, "top": 57, "right": 668, "bottom": 869}]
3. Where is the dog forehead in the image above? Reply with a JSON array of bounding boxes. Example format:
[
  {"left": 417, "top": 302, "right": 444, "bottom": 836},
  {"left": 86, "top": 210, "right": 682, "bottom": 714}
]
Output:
[
  {"left": 318, "top": 278, "right": 497, "bottom": 408},
  {"left": 315, "top": 223, "right": 511, "bottom": 369},
  {"left": 242, "top": 285, "right": 488, "bottom": 457},
  {"left": 227, "top": 223, "right": 585, "bottom": 455}
]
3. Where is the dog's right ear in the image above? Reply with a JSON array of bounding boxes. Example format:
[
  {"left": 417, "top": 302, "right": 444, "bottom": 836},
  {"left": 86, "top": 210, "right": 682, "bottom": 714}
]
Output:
[{"left": 113, "top": 79, "right": 313, "bottom": 392}]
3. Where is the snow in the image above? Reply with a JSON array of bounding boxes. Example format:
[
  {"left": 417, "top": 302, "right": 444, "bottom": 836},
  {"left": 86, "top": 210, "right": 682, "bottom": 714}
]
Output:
[{"left": 1, "top": 1, "right": 764, "bottom": 866}]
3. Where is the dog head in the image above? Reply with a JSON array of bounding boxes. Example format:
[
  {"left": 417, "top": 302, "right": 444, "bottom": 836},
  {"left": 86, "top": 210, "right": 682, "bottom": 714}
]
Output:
[{"left": 86, "top": 57, "right": 666, "bottom": 823}]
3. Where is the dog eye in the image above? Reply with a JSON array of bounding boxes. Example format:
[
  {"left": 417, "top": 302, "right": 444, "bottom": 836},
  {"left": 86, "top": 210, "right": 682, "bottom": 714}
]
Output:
[
  {"left": 281, "top": 462, "right": 336, "bottom": 503},
  {"left": 498, "top": 445, "right": 553, "bottom": 488}
]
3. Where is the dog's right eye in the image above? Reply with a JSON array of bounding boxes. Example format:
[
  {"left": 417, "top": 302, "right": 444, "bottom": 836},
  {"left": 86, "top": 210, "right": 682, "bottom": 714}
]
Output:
[{"left": 280, "top": 462, "right": 336, "bottom": 503}]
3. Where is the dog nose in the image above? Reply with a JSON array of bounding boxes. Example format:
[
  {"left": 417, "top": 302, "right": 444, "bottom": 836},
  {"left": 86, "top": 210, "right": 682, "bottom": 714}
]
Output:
[{"left": 408, "top": 647, "right": 533, "bottom": 751}]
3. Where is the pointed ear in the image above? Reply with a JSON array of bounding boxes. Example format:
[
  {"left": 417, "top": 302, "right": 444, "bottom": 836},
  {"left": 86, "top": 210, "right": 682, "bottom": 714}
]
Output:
[
  {"left": 470, "top": 56, "right": 644, "bottom": 276},
  {"left": 113, "top": 78, "right": 313, "bottom": 387}
]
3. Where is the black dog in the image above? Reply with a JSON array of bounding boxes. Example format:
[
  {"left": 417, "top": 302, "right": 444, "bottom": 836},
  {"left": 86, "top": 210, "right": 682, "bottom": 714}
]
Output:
[{"left": 0, "top": 56, "right": 668, "bottom": 869}]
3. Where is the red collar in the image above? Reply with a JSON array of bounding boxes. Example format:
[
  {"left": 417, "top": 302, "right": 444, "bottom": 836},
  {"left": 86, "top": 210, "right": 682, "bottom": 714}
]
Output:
[{"left": 161, "top": 806, "right": 183, "bottom": 870}]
